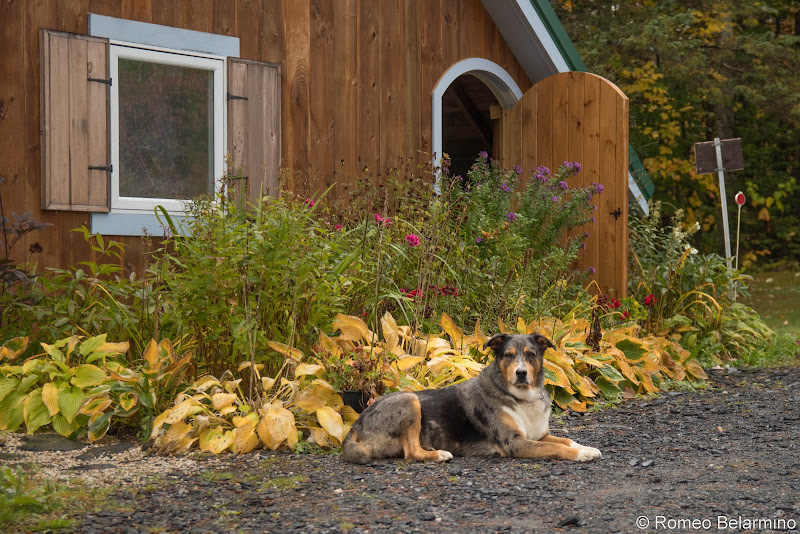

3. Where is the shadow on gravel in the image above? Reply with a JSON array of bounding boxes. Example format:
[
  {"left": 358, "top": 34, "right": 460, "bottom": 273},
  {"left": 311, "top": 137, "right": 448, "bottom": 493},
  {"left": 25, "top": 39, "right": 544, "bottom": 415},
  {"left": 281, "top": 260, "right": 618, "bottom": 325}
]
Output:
[{"left": 75, "top": 367, "right": 800, "bottom": 534}]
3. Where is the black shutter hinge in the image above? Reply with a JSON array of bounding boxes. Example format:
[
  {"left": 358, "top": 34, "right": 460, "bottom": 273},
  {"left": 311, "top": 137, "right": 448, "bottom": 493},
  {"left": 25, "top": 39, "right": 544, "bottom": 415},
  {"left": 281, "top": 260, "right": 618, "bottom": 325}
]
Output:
[
  {"left": 609, "top": 208, "right": 622, "bottom": 220},
  {"left": 89, "top": 165, "right": 112, "bottom": 172},
  {"left": 88, "top": 77, "right": 112, "bottom": 86},
  {"left": 227, "top": 92, "right": 248, "bottom": 101}
]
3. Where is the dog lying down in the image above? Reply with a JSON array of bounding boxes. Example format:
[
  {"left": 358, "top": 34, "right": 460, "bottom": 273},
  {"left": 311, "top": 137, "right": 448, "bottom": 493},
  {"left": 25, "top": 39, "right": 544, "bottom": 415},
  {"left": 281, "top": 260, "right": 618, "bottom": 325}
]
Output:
[{"left": 342, "top": 333, "right": 601, "bottom": 463}]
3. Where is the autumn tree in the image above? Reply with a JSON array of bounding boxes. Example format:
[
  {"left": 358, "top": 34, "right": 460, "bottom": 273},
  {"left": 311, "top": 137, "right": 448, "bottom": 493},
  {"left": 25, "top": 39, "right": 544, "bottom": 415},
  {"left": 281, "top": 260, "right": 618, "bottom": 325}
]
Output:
[{"left": 552, "top": 0, "right": 800, "bottom": 265}]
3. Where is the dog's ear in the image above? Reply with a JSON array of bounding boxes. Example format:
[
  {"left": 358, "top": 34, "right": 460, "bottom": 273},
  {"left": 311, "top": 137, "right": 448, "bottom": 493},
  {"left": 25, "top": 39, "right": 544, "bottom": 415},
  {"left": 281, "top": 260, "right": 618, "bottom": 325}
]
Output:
[
  {"left": 529, "top": 333, "right": 554, "bottom": 351},
  {"left": 483, "top": 334, "right": 509, "bottom": 352}
]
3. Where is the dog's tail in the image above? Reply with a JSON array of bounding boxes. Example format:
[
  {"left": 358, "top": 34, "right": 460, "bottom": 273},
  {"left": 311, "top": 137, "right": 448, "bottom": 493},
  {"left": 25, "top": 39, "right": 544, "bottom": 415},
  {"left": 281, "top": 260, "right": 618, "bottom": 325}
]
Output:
[{"left": 341, "top": 431, "right": 372, "bottom": 464}]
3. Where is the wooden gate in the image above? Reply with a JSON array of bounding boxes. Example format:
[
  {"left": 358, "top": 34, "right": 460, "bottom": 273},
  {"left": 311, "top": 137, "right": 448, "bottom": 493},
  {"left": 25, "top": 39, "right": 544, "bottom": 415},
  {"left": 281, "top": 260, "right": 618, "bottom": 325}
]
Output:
[{"left": 496, "top": 71, "right": 629, "bottom": 297}]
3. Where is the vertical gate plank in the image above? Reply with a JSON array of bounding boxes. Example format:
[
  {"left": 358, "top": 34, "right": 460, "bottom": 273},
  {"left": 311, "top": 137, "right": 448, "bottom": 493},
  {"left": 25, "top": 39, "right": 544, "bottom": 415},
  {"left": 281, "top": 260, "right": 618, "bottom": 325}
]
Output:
[
  {"left": 333, "top": 0, "right": 358, "bottom": 192},
  {"left": 310, "top": 0, "right": 335, "bottom": 195}
]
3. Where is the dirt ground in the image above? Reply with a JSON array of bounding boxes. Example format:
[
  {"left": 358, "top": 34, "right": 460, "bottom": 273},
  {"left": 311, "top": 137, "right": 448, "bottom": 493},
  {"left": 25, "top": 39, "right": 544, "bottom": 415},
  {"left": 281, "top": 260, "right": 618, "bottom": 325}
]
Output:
[{"left": 6, "top": 365, "right": 800, "bottom": 533}]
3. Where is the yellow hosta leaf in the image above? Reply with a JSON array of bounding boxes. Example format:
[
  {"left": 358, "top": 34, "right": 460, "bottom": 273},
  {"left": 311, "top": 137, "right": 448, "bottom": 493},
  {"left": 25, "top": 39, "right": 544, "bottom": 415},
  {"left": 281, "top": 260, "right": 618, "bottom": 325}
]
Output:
[
  {"left": 497, "top": 317, "right": 509, "bottom": 334},
  {"left": 318, "top": 331, "right": 342, "bottom": 358},
  {"left": 294, "top": 363, "right": 324, "bottom": 379},
  {"left": 658, "top": 350, "right": 686, "bottom": 381},
  {"left": 683, "top": 359, "right": 708, "bottom": 380},
  {"left": 143, "top": 339, "right": 159, "bottom": 370},
  {"left": 165, "top": 398, "right": 196, "bottom": 424},
  {"left": 118, "top": 391, "right": 138, "bottom": 412},
  {"left": 633, "top": 367, "right": 658, "bottom": 394},
  {"left": 211, "top": 392, "right": 238, "bottom": 411},
  {"left": 381, "top": 312, "right": 401, "bottom": 352},
  {"left": 296, "top": 383, "right": 341, "bottom": 412},
  {"left": 316, "top": 406, "right": 344, "bottom": 443},
  {"left": 150, "top": 409, "right": 171, "bottom": 439},
  {"left": 160, "top": 420, "right": 193, "bottom": 454},
  {"left": 332, "top": 313, "right": 371, "bottom": 342},
  {"left": 232, "top": 422, "right": 259, "bottom": 454},
  {"left": 267, "top": 341, "right": 304, "bottom": 361},
  {"left": 395, "top": 356, "right": 424, "bottom": 371},
  {"left": 309, "top": 426, "right": 336, "bottom": 448},
  {"left": 199, "top": 426, "right": 224, "bottom": 453},
  {"left": 427, "top": 355, "right": 452, "bottom": 375},
  {"left": 425, "top": 336, "right": 451, "bottom": 355},
  {"left": 257, "top": 405, "right": 296, "bottom": 450},
  {"left": 194, "top": 376, "right": 221, "bottom": 392},
  {"left": 568, "top": 399, "right": 587, "bottom": 412},
  {"left": 571, "top": 374, "right": 598, "bottom": 398},
  {"left": 218, "top": 405, "right": 238, "bottom": 416},
  {"left": 232, "top": 412, "right": 259, "bottom": 427},
  {"left": 262, "top": 376, "right": 276, "bottom": 391},
  {"left": 41, "top": 382, "right": 61, "bottom": 417},
  {"left": 341, "top": 405, "right": 360, "bottom": 424},
  {"left": 98, "top": 341, "right": 130, "bottom": 356},
  {"left": 441, "top": 312, "right": 464, "bottom": 347},
  {"left": 516, "top": 317, "right": 531, "bottom": 335},
  {"left": 543, "top": 360, "right": 571, "bottom": 389}
]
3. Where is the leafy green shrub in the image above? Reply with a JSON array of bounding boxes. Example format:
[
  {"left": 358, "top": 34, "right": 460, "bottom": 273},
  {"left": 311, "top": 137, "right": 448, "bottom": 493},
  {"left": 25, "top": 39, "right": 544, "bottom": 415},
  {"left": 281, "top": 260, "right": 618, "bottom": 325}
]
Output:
[{"left": 629, "top": 201, "right": 774, "bottom": 364}]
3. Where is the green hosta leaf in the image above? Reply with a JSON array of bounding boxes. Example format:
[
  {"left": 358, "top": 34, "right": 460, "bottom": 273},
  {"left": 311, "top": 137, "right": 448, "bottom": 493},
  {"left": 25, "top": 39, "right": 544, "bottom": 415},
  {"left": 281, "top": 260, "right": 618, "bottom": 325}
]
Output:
[
  {"left": 40, "top": 342, "right": 65, "bottom": 363},
  {"left": 58, "top": 386, "right": 85, "bottom": 423},
  {"left": 615, "top": 339, "right": 647, "bottom": 362},
  {"left": 596, "top": 364, "right": 625, "bottom": 384},
  {"left": 87, "top": 411, "right": 112, "bottom": 442},
  {"left": 551, "top": 387, "right": 577, "bottom": 410},
  {"left": 594, "top": 377, "right": 623, "bottom": 399},
  {"left": 17, "top": 373, "right": 41, "bottom": 394},
  {"left": 0, "top": 391, "right": 26, "bottom": 431},
  {"left": 24, "top": 389, "right": 52, "bottom": 434},
  {"left": 0, "top": 377, "right": 20, "bottom": 403},
  {"left": 79, "top": 334, "right": 107, "bottom": 359},
  {"left": 71, "top": 364, "right": 108, "bottom": 388},
  {"left": 52, "top": 413, "right": 79, "bottom": 437}
]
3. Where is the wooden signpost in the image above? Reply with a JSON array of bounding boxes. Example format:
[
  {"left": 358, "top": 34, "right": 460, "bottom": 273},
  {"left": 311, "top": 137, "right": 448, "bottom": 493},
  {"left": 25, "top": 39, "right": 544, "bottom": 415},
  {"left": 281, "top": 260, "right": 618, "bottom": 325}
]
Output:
[{"left": 693, "top": 138, "right": 744, "bottom": 269}]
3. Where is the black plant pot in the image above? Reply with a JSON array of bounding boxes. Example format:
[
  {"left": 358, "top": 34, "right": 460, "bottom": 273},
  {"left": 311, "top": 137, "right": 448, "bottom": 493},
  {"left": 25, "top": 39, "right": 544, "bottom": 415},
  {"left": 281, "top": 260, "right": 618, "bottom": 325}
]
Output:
[{"left": 341, "top": 390, "right": 370, "bottom": 414}]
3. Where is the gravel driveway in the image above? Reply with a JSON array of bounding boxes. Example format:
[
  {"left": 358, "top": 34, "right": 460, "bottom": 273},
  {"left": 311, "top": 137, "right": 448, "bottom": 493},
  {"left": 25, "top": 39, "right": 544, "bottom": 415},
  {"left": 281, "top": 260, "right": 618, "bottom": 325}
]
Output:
[{"left": 6, "top": 366, "right": 800, "bottom": 533}]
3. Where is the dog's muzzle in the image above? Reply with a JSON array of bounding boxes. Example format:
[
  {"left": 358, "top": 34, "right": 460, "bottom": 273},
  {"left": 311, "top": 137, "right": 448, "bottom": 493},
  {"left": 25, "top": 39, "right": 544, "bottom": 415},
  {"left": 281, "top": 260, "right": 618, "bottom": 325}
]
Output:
[{"left": 514, "top": 363, "right": 530, "bottom": 385}]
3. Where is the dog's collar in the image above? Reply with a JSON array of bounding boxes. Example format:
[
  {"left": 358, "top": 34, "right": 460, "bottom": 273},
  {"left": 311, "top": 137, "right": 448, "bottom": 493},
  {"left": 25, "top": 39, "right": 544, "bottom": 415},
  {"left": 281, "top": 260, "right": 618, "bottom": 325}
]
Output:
[{"left": 539, "top": 390, "right": 545, "bottom": 400}]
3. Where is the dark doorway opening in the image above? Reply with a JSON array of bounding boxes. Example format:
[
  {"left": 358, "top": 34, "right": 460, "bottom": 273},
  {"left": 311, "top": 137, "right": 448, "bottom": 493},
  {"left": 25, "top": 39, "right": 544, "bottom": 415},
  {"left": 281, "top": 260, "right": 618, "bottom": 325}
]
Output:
[{"left": 442, "top": 74, "right": 499, "bottom": 180}]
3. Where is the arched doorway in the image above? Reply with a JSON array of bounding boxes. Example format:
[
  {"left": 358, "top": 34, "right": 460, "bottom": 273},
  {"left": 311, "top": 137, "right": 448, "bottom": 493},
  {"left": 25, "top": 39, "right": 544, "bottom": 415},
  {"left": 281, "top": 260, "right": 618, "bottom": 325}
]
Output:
[{"left": 432, "top": 58, "right": 523, "bottom": 176}]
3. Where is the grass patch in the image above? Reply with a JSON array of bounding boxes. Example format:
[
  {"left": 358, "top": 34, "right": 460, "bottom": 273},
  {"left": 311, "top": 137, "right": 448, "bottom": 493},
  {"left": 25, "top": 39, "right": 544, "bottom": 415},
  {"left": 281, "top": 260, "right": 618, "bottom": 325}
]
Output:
[
  {"left": 739, "top": 271, "right": 800, "bottom": 367},
  {"left": 260, "top": 474, "right": 309, "bottom": 491},
  {"left": 0, "top": 466, "right": 119, "bottom": 533}
]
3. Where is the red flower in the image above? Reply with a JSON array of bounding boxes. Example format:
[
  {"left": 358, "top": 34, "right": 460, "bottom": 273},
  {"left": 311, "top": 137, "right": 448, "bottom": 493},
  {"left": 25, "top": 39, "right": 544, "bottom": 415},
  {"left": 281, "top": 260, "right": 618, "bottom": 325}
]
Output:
[
  {"left": 644, "top": 294, "right": 657, "bottom": 308},
  {"left": 621, "top": 310, "right": 631, "bottom": 320}
]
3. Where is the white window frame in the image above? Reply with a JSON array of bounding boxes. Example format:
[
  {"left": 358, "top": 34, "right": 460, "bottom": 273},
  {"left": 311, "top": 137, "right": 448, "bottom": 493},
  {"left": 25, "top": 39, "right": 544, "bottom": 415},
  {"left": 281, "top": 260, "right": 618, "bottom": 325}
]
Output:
[{"left": 109, "top": 42, "right": 226, "bottom": 214}]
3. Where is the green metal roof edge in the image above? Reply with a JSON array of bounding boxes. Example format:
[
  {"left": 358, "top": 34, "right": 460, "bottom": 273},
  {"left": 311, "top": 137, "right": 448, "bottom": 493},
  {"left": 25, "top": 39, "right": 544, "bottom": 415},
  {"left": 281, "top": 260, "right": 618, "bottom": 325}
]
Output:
[{"left": 528, "top": 0, "right": 655, "bottom": 201}]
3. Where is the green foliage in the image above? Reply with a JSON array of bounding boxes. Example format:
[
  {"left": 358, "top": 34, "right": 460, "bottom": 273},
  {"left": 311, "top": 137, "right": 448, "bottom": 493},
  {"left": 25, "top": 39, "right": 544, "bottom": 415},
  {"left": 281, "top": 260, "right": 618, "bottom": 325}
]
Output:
[
  {"left": 0, "top": 466, "right": 51, "bottom": 528},
  {"left": 629, "top": 201, "right": 774, "bottom": 364},
  {"left": 554, "top": 0, "right": 800, "bottom": 263},
  {"left": 0, "top": 334, "right": 192, "bottom": 441},
  {"left": 150, "top": 193, "right": 349, "bottom": 377}
]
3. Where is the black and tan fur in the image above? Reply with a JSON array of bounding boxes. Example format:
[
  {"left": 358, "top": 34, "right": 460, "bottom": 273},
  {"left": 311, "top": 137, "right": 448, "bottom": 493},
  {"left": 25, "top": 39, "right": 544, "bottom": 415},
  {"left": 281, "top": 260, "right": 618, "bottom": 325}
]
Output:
[{"left": 342, "top": 333, "right": 601, "bottom": 463}]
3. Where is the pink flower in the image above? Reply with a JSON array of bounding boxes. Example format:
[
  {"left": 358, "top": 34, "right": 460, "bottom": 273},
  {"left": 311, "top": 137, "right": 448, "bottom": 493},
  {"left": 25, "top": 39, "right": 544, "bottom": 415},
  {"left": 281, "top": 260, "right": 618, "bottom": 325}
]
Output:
[
  {"left": 374, "top": 214, "right": 392, "bottom": 226},
  {"left": 405, "top": 233, "right": 420, "bottom": 247},
  {"left": 304, "top": 198, "right": 315, "bottom": 207},
  {"left": 335, "top": 224, "right": 343, "bottom": 231}
]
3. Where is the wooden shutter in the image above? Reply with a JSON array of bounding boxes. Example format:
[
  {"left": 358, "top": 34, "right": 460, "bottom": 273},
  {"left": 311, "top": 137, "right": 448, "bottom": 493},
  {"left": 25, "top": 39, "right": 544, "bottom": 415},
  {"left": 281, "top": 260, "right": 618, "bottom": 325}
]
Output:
[
  {"left": 227, "top": 58, "right": 281, "bottom": 204},
  {"left": 498, "top": 72, "right": 629, "bottom": 297},
  {"left": 40, "top": 29, "right": 111, "bottom": 212}
]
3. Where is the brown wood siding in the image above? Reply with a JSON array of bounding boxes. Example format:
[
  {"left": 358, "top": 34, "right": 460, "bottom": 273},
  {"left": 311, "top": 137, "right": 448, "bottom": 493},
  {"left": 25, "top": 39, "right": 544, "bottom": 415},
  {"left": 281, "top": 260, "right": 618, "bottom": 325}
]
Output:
[
  {"left": 499, "top": 72, "right": 629, "bottom": 297},
  {"left": 0, "top": 0, "right": 530, "bottom": 274}
]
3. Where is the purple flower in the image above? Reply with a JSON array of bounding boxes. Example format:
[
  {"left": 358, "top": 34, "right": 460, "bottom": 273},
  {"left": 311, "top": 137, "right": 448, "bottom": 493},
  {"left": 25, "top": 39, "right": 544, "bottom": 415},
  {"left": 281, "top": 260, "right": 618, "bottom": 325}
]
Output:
[
  {"left": 593, "top": 182, "right": 604, "bottom": 194},
  {"left": 479, "top": 151, "right": 488, "bottom": 160},
  {"left": 501, "top": 183, "right": 511, "bottom": 193},
  {"left": 583, "top": 231, "right": 589, "bottom": 238},
  {"left": 507, "top": 212, "right": 517, "bottom": 222},
  {"left": 537, "top": 165, "right": 551, "bottom": 176},
  {"left": 580, "top": 243, "right": 586, "bottom": 250},
  {"left": 512, "top": 165, "right": 522, "bottom": 175},
  {"left": 591, "top": 217, "right": 596, "bottom": 223},
  {"left": 535, "top": 173, "right": 547, "bottom": 182},
  {"left": 405, "top": 233, "right": 420, "bottom": 247},
  {"left": 552, "top": 196, "right": 559, "bottom": 202},
  {"left": 593, "top": 205, "right": 598, "bottom": 211},
  {"left": 475, "top": 236, "right": 483, "bottom": 243},
  {"left": 587, "top": 266, "right": 596, "bottom": 274},
  {"left": 558, "top": 181, "right": 568, "bottom": 190},
  {"left": 563, "top": 161, "right": 582, "bottom": 174}
]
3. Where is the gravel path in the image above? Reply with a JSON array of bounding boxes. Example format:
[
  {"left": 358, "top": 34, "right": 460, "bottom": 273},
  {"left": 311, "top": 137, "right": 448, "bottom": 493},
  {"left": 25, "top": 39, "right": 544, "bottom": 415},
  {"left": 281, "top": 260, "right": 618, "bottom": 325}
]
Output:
[{"left": 5, "top": 366, "right": 800, "bottom": 533}]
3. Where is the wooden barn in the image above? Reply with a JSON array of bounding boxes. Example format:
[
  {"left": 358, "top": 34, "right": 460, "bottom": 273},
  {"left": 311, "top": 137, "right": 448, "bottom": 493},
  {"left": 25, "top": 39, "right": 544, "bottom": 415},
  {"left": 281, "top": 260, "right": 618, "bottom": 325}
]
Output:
[{"left": 0, "top": 0, "right": 652, "bottom": 296}]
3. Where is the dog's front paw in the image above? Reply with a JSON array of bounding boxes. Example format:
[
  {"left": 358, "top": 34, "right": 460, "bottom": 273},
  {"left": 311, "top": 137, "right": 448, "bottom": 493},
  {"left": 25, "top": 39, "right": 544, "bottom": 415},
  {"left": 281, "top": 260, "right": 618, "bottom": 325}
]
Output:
[
  {"left": 435, "top": 450, "right": 454, "bottom": 462},
  {"left": 574, "top": 446, "right": 602, "bottom": 462}
]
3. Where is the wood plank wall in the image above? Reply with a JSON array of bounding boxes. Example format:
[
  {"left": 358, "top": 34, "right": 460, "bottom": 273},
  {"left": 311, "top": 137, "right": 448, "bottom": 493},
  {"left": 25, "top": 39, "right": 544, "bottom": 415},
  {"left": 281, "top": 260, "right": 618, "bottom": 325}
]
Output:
[{"left": 0, "top": 0, "right": 530, "bottom": 274}]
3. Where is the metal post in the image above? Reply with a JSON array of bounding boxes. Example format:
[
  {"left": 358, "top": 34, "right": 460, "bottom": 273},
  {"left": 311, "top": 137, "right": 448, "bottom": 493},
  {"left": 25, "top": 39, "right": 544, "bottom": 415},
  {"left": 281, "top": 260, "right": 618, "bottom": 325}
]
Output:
[{"left": 714, "top": 138, "right": 732, "bottom": 269}]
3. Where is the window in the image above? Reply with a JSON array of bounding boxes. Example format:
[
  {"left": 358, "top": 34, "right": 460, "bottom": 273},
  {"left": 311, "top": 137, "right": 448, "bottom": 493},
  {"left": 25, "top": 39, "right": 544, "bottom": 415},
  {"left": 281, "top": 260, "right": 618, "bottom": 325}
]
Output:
[
  {"left": 40, "top": 16, "right": 281, "bottom": 236},
  {"left": 110, "top": 44, "right": 224, "bottom": 213}
]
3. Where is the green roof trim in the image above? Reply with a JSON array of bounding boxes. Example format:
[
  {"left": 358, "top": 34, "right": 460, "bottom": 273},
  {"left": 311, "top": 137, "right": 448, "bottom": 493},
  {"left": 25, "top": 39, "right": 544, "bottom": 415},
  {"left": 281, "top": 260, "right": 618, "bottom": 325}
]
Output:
[{"left": 528, "top": 0, "right": 655, "bottom": 202}]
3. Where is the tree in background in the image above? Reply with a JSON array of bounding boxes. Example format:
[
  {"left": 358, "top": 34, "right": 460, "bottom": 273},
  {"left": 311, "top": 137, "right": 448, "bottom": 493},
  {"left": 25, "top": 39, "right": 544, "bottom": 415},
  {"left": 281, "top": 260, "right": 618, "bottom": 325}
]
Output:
[{"left": 552, "top": 0, "right": 800, "bottom": 266}]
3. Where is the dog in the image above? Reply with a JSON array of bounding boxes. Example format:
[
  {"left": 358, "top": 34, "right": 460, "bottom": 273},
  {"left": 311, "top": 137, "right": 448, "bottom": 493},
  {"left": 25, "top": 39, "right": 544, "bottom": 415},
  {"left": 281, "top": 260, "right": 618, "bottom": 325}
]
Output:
[{"left": 341, "top": 333, "right": 601, "bottom": 463}]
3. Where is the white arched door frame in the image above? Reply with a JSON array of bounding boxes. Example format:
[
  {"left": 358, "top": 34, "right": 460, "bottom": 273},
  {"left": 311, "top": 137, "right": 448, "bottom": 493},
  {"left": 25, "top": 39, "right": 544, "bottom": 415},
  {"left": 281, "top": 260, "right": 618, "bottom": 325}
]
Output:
[{"left": 431, "top": 58, "right": 524, "bottom": 172}]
